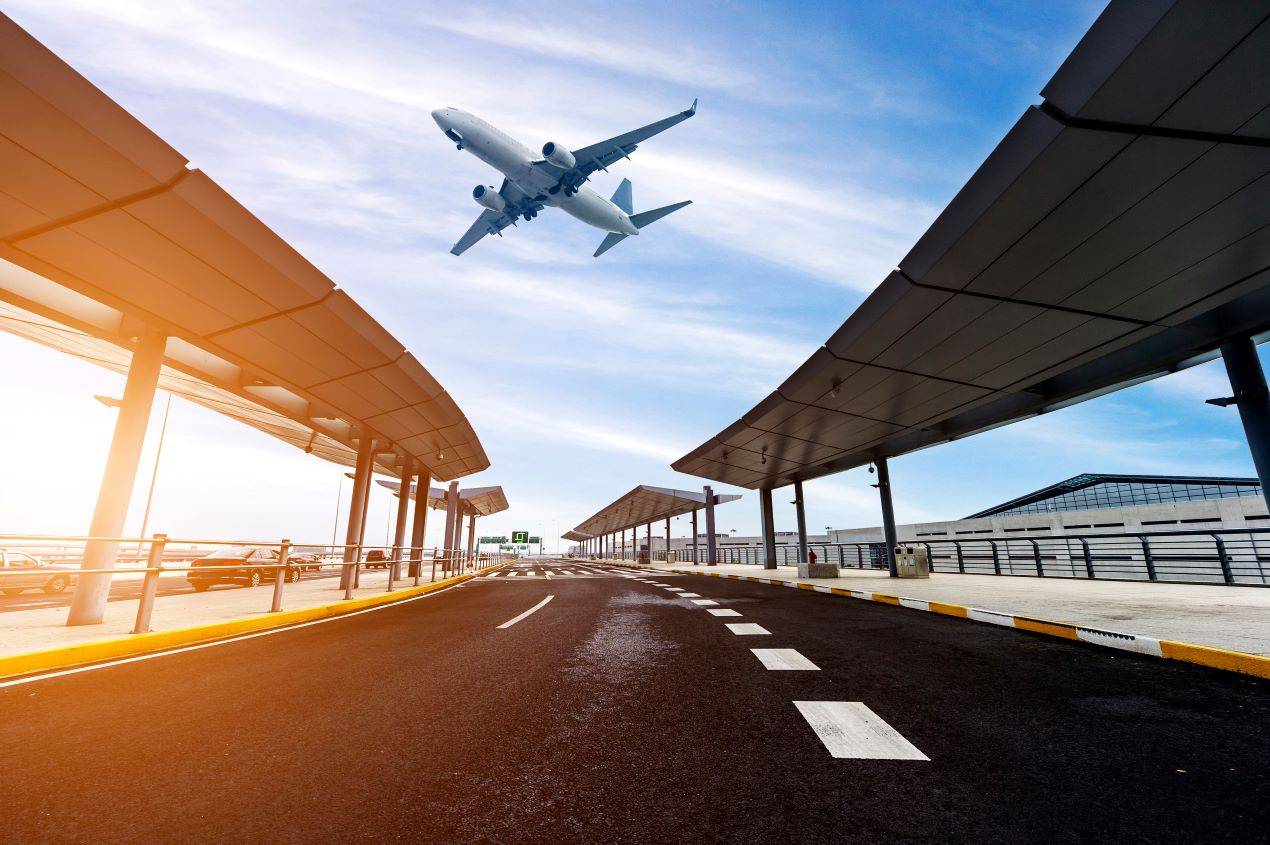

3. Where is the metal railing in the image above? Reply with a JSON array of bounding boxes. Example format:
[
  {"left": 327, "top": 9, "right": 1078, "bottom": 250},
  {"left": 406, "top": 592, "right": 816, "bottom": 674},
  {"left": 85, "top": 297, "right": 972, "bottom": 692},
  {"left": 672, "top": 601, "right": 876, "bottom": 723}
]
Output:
[
  {"left": 598, "top": 527, "right": 1270, "bottom": 586},
  {"left": 0, "top": 532, "right": 509, "bottom": 633}
]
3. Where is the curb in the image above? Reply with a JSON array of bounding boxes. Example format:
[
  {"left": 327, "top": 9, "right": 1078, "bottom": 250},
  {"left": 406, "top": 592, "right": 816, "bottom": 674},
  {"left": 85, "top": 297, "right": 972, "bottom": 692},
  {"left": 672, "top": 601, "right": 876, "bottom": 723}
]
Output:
[
  {"left": 0, "top": 564, "right": 503, "bottom": 682},
  {"left": 616, "top": 564, "right": 1270, "bottom": 681}
]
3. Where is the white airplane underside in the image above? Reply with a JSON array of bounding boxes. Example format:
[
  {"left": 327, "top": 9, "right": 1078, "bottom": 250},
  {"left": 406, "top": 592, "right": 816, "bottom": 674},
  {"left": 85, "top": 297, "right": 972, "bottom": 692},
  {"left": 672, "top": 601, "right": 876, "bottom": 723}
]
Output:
[{"left": 432, "top": 101, "right": 697, "bottom": 256}]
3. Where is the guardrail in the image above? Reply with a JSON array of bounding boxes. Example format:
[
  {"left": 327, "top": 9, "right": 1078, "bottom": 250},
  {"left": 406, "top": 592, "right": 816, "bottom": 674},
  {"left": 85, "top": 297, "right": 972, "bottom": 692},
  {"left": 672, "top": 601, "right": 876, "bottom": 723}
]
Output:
[
  {"left": 0, "top": 532, "right": 510, "bottom": 632},
  {"left": 598, "top": 527, "right": 1270, "bottom": 586}
]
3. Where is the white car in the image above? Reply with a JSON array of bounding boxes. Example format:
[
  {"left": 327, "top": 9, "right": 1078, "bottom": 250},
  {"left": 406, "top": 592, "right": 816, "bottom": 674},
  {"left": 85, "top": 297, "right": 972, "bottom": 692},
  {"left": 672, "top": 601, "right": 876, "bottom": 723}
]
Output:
[{"left": 0, "top": 550, "right": 75, "bottom": 596}]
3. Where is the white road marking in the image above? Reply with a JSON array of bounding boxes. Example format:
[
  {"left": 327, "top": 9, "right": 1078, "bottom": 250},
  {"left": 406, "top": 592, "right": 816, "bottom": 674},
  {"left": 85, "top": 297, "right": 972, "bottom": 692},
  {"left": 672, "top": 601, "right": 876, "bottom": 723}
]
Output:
[
  {"left": 751, "top": 648, "right": 819, "bottom": 670},
  {"left": 690, "top": 599, "right": 718, "bottom": 606},
  {"left": 0, "top": 578, "right": 469, "bottom": 689},
  {"left": 678, "top": 592, "right": 701, "bottom": 598},
  {"left": 793, "top": 701, "right": 929, "bottom": 760},
  {"left": 496, "top": 595, "right": 555, "bottom": 629},
  {"left": 543, "top": 570, "right": 553, "bottom": 579},
  {"left": 707, "top": 608, "right": 742, "bottom": 617},
  {"left": 725, "top": 623, "right": 770, "bottom": 635}
]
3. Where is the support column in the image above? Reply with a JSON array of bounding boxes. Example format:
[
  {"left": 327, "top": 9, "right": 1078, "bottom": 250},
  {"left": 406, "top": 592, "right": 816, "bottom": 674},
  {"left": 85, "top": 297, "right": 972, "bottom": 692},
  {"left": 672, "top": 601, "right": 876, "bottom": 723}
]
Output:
[
  {"left": 877, "top": 456, "right": 899, "bottom": 577},
  {"left": 1221, "top": 336, "right": 1270, "bottom": 515},
  {"left": 339, "top": 435, "right": 375, "bottom": 591},
  {"left": 793, "top": 479, "right": 809, "bottom": 564},
  {"left": 760, "top": 487, "right": 777, "bottom": 570},
  {"left": 466, "top": 514, "right": 477, "bottom": 558},
  {"left": 408, "top": 471, "right": 431, "bottom": 578},
  {"left": 442, "top": 481, "right": 459, "bottom": 573},
  {"left": 646, "top": 522, "right": 652, "bottom": 563},
  {"left": 704, "top": 485, "right": 718, "bottom": 566},
  {"left": 664, "top": 516, "right": 670, "bottom": 563},
  {"left": 68, "top": 329, "right": 167, "bottom": 626},
  {"left": 691, "top": 508, "right": 699, "bottom": 564},
  {"left": 390, "top": 458, "right": 414, "bottom": 582}
]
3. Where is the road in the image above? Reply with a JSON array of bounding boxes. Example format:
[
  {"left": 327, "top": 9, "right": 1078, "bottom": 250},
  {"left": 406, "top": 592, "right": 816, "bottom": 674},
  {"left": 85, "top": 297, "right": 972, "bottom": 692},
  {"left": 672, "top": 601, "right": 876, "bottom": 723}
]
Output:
[{"left": 2, "top": 560, "right": 1266, "bottom": 843}]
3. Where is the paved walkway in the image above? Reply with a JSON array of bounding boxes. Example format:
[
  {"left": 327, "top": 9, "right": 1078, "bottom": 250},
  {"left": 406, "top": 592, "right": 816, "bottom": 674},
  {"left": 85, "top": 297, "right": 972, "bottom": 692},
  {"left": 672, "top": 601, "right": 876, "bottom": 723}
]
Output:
[
  {"left": 613, "top": 562, "right": 1270, "bottom": 655},
  {"left": 0, "top": 567, "right": 466, "bottom": 660}
]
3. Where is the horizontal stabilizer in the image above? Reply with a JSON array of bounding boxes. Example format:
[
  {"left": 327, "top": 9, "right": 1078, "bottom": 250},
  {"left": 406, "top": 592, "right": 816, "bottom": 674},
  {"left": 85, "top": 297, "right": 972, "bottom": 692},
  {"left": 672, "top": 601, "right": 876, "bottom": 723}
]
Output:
[
  {"left": 630, "top": 200, "right": 691, "bottom": 230},
  {"left": 594, "top": 232, "right": 628, "bottom": 257}
]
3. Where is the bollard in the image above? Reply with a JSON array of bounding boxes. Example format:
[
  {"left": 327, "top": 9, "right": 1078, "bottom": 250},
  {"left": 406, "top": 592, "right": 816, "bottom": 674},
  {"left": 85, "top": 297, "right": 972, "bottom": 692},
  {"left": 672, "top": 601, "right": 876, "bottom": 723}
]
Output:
[
  {"left": 132, "top": 534, "right": 167, "bottom": 635},
  {"left": 270, "top": 539, "right": 291, "bottom": 613}
]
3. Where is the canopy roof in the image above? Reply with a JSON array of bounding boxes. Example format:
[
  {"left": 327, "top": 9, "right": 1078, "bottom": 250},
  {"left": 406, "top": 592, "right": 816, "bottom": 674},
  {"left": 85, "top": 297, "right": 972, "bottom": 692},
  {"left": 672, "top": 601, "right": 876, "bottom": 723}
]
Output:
[
  {"left": 674, "top": 0, "right": 1270, "bottom": 489},
  {"left": 376, "top": 479, "right": 509, "bottom": 517},
  {"left": 561, "top": 530, "right": 593, "bottom": 542},
  {"left": 573, "top": 485, "right": 742, "bottom": 537},
  {"left": 0, "top": 13, "right": 487, "bottom": 481}
]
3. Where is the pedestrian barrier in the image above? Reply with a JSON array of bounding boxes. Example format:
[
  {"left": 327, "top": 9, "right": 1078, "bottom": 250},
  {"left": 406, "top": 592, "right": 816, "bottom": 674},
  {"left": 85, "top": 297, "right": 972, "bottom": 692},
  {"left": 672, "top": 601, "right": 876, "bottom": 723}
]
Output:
[{"left": 0, "top": 532, "right": 513, "bottom": 634}]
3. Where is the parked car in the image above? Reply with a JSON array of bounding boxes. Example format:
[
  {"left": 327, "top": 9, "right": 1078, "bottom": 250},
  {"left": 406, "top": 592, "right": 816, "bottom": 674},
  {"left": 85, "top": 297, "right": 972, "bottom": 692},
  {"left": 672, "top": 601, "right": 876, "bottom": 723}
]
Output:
[
  {"left": 187, "top": 547, "right": 298, "bottom": 591},
  {"left": 363, "top": 550, "right": 390, "bottom": 569},
  {"left": 290, "top": 552, "right": 323, "bottom": 572},
  {"left": 0, "top": 550, "right": 76, "bottom": 596}
]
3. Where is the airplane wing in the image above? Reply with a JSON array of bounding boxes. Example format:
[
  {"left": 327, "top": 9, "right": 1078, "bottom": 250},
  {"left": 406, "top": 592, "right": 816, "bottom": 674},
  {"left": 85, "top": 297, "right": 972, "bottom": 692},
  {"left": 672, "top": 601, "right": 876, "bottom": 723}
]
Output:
[
  {"left": 533, "top": 100, "right": 697, "bottom": 188},
  {"left": 449, "top": 179, "right": 541, "bottom": 256}
]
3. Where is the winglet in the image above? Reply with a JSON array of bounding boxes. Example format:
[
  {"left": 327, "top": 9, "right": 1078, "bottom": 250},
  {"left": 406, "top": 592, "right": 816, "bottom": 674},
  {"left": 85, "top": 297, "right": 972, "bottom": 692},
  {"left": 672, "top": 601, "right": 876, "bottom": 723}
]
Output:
[{"left": 685, "top": 98, "right": 698, "bottom": 117}]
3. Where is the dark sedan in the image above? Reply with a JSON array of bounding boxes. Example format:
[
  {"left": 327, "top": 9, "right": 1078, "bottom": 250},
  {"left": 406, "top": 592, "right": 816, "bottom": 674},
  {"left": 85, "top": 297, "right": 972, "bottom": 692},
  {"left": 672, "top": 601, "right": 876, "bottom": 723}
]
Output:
[{"left": 186, "top": 547, "right": 298, "bottom": 591}]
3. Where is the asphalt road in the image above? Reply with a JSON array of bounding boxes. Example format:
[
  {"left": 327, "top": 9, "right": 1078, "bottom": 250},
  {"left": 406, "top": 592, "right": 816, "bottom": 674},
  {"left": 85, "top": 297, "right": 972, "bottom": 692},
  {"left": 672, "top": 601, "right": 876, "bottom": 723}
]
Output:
[{"left": 1, "top": 560, "right": 1265, "bottom": 843}]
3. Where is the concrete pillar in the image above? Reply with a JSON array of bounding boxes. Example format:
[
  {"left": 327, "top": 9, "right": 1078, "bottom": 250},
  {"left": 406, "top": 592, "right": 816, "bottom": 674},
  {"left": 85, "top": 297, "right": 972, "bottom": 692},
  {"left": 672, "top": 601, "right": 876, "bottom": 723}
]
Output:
[
  {"left": 1221, "top": 336, "right": 1270, "bottom": 515},
  {"left": 664, "top": 517, "right": 670, "bottom": 562},
  {"left": 760, "top": 487, "right": 777, "bottom": 570},
  {"left": 691, "top": 508, "right": 699, "bottom": 564},
  {"left": 339, "top": 435, "right": 375, "bottom": 591},
  {"left": 646, "top": 522, "right": 652, "bottom": 562},
  {"left": 794, "top": 479, "right": 809, "bottom": 564},
  {"left": 877, "top": 456, "right": 899, "bottom": 577},
  {"left": 390, "top": 458, "right": 414, "bottom": 581},
  {"left": 68, "top": 329, "right": 167, "bottom": 626},
  {"left": 442, "top": 481, "right": 459, "bottom": 572},
  {"left": 704, "top": 485, "right": 718, "bottom": 566},
  {"left": 408, "top": 472, "right": 431, "bottom": 578},
  {"left": 466, "top": 514, "right": 477, "bottom": 557}
]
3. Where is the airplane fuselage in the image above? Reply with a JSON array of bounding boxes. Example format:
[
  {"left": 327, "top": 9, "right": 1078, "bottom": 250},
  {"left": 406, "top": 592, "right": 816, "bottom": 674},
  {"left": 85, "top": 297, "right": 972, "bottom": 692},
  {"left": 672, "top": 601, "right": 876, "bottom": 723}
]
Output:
[{"left": 431, "top": 108, "right": 638, "bottom": 236}]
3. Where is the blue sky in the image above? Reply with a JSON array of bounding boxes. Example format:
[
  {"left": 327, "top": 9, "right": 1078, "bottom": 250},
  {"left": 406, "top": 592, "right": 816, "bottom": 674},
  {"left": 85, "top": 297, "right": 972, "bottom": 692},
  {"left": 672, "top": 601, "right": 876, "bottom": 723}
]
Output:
[{"left": 1, "top": 0, "right": 1264, "bottom": 550}]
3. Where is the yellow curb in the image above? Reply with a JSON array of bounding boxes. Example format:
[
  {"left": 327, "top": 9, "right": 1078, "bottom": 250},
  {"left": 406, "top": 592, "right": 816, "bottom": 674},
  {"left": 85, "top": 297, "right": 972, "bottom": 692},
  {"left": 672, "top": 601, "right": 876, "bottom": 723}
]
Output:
[
  {"left": 0, "top": 566, "right": 501, "bottom": 681},
  {"left": 669, "top": 568, "right": 1269, "bottom": 682}
]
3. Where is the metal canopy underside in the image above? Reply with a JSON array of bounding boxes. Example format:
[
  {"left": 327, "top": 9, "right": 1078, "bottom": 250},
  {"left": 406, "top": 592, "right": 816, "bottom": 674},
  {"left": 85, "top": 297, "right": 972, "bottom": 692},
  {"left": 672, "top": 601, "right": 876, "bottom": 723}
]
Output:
[
  {"left": 561, "top": 530, "right": 593, "bottom": 542},
  {"left": 573, "top": 485, "right": 742, "bottom": 537},
  {"left": 673, "top": 0, "right": 1270, "bottom": 490},
  {"left": 0, "top": 14, "right": 487, "bottom": 481},
  {"left": 376, "top": 479, "right": 509, "bottom": 517}
]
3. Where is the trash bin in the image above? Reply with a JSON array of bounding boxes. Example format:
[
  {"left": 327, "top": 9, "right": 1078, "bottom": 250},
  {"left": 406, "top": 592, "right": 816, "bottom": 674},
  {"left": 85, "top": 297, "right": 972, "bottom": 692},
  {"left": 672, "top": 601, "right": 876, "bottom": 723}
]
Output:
[{"left": 894, "top": 544, "right": 930, "bottom": 578}]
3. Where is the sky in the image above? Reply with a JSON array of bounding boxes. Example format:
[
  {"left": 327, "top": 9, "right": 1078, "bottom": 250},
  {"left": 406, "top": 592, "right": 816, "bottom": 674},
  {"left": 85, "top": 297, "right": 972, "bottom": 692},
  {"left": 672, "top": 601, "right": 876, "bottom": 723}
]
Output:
[{"left": 1, "top": 0, "right": 1265, "bottom": 552}]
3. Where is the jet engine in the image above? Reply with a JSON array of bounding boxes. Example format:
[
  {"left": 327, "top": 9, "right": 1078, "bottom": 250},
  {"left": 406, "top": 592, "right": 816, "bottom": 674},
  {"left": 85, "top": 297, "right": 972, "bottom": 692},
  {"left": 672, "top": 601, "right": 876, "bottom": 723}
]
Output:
[
  {"left": 541, "top": 141, "right": 576, "bottom": 170},
  {"left": 472, "top": 185, "right": 505, "bottom": 212}
]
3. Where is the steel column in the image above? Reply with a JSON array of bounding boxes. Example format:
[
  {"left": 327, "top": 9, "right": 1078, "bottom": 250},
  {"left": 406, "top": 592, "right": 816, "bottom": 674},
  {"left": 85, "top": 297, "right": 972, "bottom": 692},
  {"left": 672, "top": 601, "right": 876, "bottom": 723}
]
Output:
[
  {"left": 704, "top": 485, "right": 718, "bottom": 566},
  {"left": 1220, "top": 336, "right": 1270, "bottom": 515},
  {"left": 390, "top": 458, "right": 414, "bottom": 584},
  {"left": 442, "top": 481, "right": 459, "bottom": 573},
  {"left": 69, "top": 329, "right": 167, "bottom": 625},
  {"left": 876, "top": 456, "right": 899, "bottom": 577},
  {"left": 793, "top": 479, "right": 808, "bottom": 564},
  {"left": 408, "top": 471, "right": 430, "bottom": 579},
  {"left": 692, "top": 509, "right": 699, "bottom": 564},
  {"left": 759, "top": 487, "right": 777, "bottom": 570},
  {"left": 339, "top": 435, "right": 375, "bottom": 591},
  {"left": 665, "top": 517, "right": 671, "bottom": 562}
]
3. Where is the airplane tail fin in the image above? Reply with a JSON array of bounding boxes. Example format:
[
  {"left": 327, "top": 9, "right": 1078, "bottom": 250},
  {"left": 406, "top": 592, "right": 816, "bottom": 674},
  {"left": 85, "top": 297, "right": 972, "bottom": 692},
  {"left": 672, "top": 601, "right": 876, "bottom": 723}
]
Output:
[
  {"left": 611, "top": 178, "right": 633, "bottom": 214},
  {"left": 593, "top": 195, "right": 692, "bottom": 258}
]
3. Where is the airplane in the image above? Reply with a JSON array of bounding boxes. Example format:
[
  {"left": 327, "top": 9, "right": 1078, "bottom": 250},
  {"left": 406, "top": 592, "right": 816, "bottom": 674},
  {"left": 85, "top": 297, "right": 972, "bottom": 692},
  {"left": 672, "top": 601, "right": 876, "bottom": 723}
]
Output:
[{"left": 431, "top": 101, "right": 697, "bottom": 257}]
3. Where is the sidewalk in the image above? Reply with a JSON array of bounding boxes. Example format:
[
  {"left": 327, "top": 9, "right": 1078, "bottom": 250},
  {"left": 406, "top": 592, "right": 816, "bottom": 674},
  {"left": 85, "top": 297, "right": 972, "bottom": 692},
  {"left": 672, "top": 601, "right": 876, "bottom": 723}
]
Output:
[
  {"left": 0, "top": 567, "right": 467, "bottom": 662},
  {"left": 632, "top": 562, "right": 1270, "bottom": 656}
]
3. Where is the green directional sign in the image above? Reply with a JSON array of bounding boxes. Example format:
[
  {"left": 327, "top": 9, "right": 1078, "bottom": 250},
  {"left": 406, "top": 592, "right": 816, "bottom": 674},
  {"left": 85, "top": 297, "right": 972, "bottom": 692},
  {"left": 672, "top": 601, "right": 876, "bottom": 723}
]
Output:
[
  {"left": 480, "top": 536, "right": 507, "bottom": 544},
  {"left": 511, "top": 531, "right": 529, "bottom": 544},
  {"left": 528, "top": 536, "right": 541, "bottom": 544}
]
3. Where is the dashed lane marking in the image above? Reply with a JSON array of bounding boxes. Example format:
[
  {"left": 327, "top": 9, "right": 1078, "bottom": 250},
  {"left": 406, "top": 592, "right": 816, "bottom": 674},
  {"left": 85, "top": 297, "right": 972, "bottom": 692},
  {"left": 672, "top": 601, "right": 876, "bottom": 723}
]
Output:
[
  {"left": 690, "top": 599, "right": 719, "bottom": 606},
  {"left": 707, "top": 608, "right": 742, "bottom": 617},
  {"left": 793, "top": 701, "right": 929, "bottom": 761},
  {"left": 751, "top": 648, "right": 819, "bottom": 670},
  {"left": 725, "top": 623, "right": 770, "bottom": 635},
  {"left": 496, "top": 595, "right": 555, "bottom": 629},
  {"left": 678, "top": 593, "right": 701, "bottom": 598}
]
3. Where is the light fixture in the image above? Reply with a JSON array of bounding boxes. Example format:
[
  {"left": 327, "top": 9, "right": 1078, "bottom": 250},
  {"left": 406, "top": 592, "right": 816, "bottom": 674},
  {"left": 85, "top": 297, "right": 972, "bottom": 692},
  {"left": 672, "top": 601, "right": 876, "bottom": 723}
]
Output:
[
  {"left": 760, "top": 445, "right": 768, "bottom": 465},
  {"left": 828, "top": 377, "right": 842, "bottom": 399}
]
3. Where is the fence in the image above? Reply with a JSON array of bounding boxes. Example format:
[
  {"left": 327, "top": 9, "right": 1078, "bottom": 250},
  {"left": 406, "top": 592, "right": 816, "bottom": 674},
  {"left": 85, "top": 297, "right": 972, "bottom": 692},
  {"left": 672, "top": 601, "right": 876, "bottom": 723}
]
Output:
[
  {"left": 594, "top": 527, "right": 1270, "bottom": 585},
  {"left": 0, "top": 533, "right": 510, "bottom": 632}
]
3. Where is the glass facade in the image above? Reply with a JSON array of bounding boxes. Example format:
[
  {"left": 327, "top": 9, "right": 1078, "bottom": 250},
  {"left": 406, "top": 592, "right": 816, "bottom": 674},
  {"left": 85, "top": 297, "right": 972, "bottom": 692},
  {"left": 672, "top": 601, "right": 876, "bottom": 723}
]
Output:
[{"left": 995, "top": 479, "right": 1262, "bottom": 517}]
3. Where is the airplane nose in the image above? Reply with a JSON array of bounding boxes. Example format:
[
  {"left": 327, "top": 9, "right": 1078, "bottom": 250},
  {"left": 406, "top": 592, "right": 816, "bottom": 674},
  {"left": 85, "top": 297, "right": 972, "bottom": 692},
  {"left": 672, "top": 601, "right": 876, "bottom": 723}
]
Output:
[{"left": 431, "top": 108, "right": 448, "bottom": 128}]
